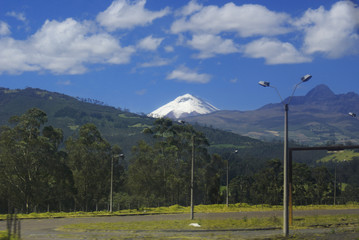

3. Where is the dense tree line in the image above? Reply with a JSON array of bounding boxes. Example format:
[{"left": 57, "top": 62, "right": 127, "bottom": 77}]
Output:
[
  {"left": 0, "top": 108, "right": 358, "bottom": 213},
  {"left": 229, "top": 158, "right": 359, "bottom": 206}
]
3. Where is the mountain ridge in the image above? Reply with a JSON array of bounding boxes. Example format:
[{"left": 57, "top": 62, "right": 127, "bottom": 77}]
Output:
[
  {"left": 0, "top": 86, "right": 282, "bottom": 159},
  {"left": 1, "top": 84, "right": 358, "bottom": 147},
  {"left": 184, "top": 84, "right": 359, "bottom": 145}
]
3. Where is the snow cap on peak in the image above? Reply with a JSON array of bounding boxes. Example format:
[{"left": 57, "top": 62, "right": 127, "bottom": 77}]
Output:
[{"left": 148, "top": 93, "right": 219, "bottom": 119}]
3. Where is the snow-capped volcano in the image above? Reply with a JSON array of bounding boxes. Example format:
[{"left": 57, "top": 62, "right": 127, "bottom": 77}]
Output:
[{"left": 148, "top": 94, "right": 219, "bottom": 119}]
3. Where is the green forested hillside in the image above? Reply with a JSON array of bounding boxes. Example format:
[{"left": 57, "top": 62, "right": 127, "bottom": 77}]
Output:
[
  {"left": 0, "top": 87, "right": 283, "bottom": 160},
  {"left": 0, "top": 87, "right": 154, "bottom": 153},
  {"left": 0, "top": 87, "right": 334, "bottom": 165},
  {"left": 1, "top": 87, "right": 358, "bottom": 214}
]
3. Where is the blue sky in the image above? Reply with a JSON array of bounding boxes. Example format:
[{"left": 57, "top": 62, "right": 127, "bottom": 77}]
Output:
[{"left": 0, "top": 0, "right": 358, "bottom": 114}]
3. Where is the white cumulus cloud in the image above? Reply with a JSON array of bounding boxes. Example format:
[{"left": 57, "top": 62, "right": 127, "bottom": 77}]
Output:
[
  {"left": 0, "top": 18, "right": 135, "bottom": 75},
  {"left": 138, "top": 35, "right": 164, "bottom": 51},
  {"left": 294, "top": 1, "right": 359, "bottom": 58},
  {"left": 187, "top": 34, "right": 239, "bottom": 58},
  {"left": 171, "top": 2, "right": 290, "bottom": 37},
  {"left": 243, "top": 38, "right": 312, "bottom": 64},
  {"left": 176, "top": 0, "right": 203, "bottom": 17},
  {"left": 167, "top": 66, "right": 211, "bottom": 84},
  {"left": 97, "top": 0, "right": 170, "bottom": 31},
  {"left": 0, "top": 21, "right": 10, "bottom": 36}
]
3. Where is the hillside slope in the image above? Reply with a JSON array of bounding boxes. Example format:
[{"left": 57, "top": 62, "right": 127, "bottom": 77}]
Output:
[
  {"left": 0, "top": 87, "right": 285, "bottom": 161},
  {"left": 185, "top": 85, "right": 359, "bottom": 146},
  {"left": 0, "top": 87, "right": 153, "bottom": 153}
]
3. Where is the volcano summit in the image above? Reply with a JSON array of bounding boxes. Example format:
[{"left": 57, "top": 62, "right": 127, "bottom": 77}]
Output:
[{"left": 148, "top": 94, "right": 219, "bottom": 119}]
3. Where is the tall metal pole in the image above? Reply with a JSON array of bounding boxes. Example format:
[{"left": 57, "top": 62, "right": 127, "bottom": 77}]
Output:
[
  {"left": 259, "top": 74, "right": 311, "bottom": 237},
  {"left": 191, "top": 135, "right": 195, "bottom": 220},
  {"left": 226, "top": 150, "right": 237, "bottom": 207},
  {"left": 226, "top": 160, "right": 229, "bottom": 207},
  {"left": 110, "top": 156, "right": 114, "bottom": 213},
  {"left": 289, "top": 149, "right": 293, "bottom": 226},
  {"left": 334, "top": 163, "right": 337, "bottom": 205},
  {"left": 283, "top": 104, "right": 289, "bottom": 236}
]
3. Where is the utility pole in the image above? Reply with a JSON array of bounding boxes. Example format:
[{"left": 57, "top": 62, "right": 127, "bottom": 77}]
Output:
[
  {"left": 283, "top": 104, "right": 289, "bottom": 236},
  {"left": 110, "top": 155, "right": 114, "bottom": 213},
  {"left": 190, "top": 134, "right": 195, "bottom": 220},
  {"left": 226, "top": 159, "right": 229, "bottom": 207},
  {"left": 226, "top": 150, "right": 238, "bottom": 207}
]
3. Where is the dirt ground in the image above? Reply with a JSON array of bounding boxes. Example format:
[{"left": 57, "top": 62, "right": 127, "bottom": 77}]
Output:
[{"left": 1, "top": 209, "right": 359, "bottom": 239}]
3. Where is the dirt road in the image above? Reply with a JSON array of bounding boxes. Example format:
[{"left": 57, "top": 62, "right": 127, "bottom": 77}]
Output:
[{"left": 1, "top": 209, "right": 359, "bottom": 239}]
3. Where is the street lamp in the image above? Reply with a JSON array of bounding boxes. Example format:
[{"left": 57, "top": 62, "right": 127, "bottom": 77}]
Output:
[
  {"left": 258, "top": 74, "right": 312, "bottom": 237},
  {"left": 226, "top": 150, "right": 238, "bottom": 207},
  {"left": 178, "top": 120, "right": 195, "bottom": 220},
  {"left": 349, "top": 112, "right": 357, "bottom": 118},
  {"left": 110, "top": 153, "right": 124, "bottom": 213}
]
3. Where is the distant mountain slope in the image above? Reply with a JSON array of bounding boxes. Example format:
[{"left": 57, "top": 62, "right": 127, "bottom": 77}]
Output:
[
  {"left": 0, "top": 87, "right": 154, "bottom": 153},
  {"left": 184, "top": 85, "right": 359, "bottom": 146},
  {"left": 0, "top": 87, "right": 282, "bottom": 160},
  {"left": 148, "top": 93, "right": 219, "bottom": 119}
]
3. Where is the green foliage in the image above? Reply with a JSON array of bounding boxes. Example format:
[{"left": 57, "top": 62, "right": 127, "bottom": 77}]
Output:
[
  {"left": 0, "top": 94, "right": 359, "bottom": 214},
  {"left": 0, "top": 231, "right": 19, "bottom": 240},
  {"left": 0, "top": 87, "right": 154, "bottom": 156},
  {"left": 66, "top": 123, "right": 113, "bottom": 211},
  {"left": 58, "top": 213, "right": 359, "bottom": 232},
  {"left": 0, "top": 108, "right": 71, "bottom": 213},
  {"left": 127, "top": 118, "right": 221, "bottom": 207},
  {"left": 319, "top": 150, "right": 359, "bottom": 163}
]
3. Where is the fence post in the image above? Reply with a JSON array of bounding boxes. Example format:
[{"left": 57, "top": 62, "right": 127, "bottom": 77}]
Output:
[{"left": 7, "top": 214, "right": 12, "bottom": 240}]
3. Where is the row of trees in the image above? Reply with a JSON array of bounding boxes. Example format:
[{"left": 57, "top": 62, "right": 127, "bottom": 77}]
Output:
[
  {"left": 0, "top": 108, "right": 124, "bottom": 212},
  {"left": 0, "top": 108, "right": 358, "bottom": 213},
  {"left": 0, "top": 109, "right": 223, "bottom": 212},
  {"left": 229, "top": 159, "right": 356, "bottom": 206}
]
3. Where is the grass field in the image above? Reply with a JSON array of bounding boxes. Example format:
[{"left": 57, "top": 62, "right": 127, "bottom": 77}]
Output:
[
  {"left": 319, "top": 150, "right": 359, "bottom": 162},
  {"left": 1, "top": 204, "right": 359, "bottom": 239},
  {"left": 0, "top": 230, "right": 19, "bottom": 240},
  {"left": 1, "top": 203, "right": 358, "bottom": 220},
  {"left": 57, "top": 214, "right": 359, "bottom": 232}
]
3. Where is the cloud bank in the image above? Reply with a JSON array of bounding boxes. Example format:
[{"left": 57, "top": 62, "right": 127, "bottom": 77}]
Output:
[
  {"left": 0, "top": 0, "right": 358, "bottom": 77},
  {"left": 0, "top": 18, "right": 135, "bottom": 74},
  {"left": 96, "top": 0, "right": 170, "bottom": 31}
]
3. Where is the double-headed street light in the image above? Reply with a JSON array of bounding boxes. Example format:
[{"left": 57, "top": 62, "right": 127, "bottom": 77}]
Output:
[
  {"left": 259, "top": 74, "right": 312, "bottom": 237},
  {"left": 349, "top": 112, "right": 357, "bottom": 118}
]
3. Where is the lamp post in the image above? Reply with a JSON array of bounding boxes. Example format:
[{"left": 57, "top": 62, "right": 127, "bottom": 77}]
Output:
[
  {"left": 110, "top": 153, "right": 124, "bottom": 213},
  {"left": 226, "top": 150, "right": 238, "bottom": 207},
  {"left": 349, "top": 112, "right": 357, "bottom": 118},
  {"left": 334, "top": 161, "right": 337, "bottom": 206},
  {"left": 191, "top": 134, "right": 195, "bottom": 220},
  {"left": 348, "top": 113, "right": 358, "bottom": 146},
  {"left": 259, "top": 74, "right": 312, "bottom": 237},
  {"left": 178, "top": 120, "right": 195, "bottom": 220}
]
